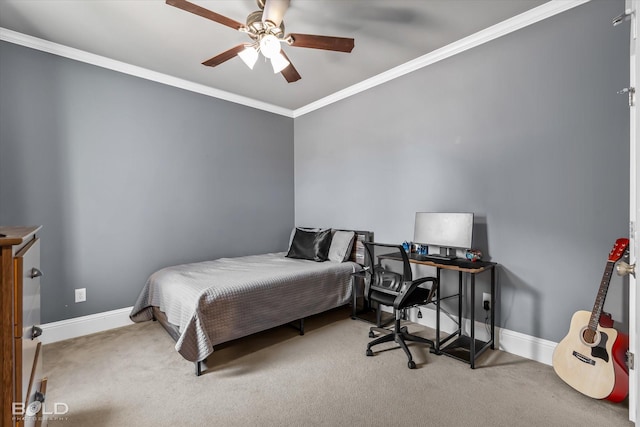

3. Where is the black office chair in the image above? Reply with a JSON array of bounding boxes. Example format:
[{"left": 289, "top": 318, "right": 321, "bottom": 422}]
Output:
[{"left": 362, "top": 242, "right": 438, "bottom": 369}]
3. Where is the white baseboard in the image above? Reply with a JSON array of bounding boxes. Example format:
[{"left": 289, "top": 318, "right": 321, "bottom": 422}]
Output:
[
  {"left": 497, "top": 327, "right": 557, "bottom": 366},
  {"left": 40, "top": 305, "right": 557, "bottom": 365},
  {"left": 40, "top": 306, "right": 134, "bottom": 344},
  {"left": 387, "top": 306, "right": 557, "bottom": 366}
]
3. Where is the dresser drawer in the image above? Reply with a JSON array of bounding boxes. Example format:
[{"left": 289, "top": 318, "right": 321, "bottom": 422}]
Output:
[
  {"left": 14, "top": 238, "right": 41, "bottom": 340},
  {"left": 0, "top": 226, "right": 43, "bottom": 427}
]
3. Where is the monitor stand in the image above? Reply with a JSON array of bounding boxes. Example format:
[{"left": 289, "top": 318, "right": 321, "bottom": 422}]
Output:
[{"left": 447, "top": 247, "right": 460, "bottom": 259}]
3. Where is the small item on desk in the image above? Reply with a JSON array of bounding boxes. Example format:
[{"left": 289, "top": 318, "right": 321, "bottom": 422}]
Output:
[
  {"left": 465, "top": 249, "right": 483, "bottom": 262},
  {"left": 402, "top": 241, "right": 411, "bottom": 253}
]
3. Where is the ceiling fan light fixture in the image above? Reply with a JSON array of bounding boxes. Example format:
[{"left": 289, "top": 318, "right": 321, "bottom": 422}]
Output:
[
  {"left": 270, "top": 52, "right": 290, "bottom": 73},
  {"left": 259, "top": 34, "right": 282, "bottom": 59},
  {"left": 238, "top": 45, "right": 259, "bottom": 69},
  {"left": 165, "top": 0, "right": 354, "bottom": 83}
]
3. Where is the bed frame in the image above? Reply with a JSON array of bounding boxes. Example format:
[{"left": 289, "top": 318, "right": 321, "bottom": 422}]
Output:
[
  {"left": 152, "top": 306, "right": 305, "bottom": 375},
  {"left": 152, "top": 229, "right": 373, "bottom": 376}
]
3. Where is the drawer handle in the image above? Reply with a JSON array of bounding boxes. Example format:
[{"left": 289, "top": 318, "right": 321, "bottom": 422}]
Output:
[
  {"left": 32, "top": 325, "right": 42, "bottom": 340},
  {"left": 31, "top": 268, "right": 43, "bottom": 279}
]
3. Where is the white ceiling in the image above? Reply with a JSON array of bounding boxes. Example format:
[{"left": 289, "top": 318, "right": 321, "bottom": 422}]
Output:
[{"left": 0, "top": 0, "right": 552, "bottom": 112}]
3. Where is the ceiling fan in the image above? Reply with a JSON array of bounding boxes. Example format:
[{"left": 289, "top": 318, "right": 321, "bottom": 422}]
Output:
[{"left": 166, "top": 0, "right": 355, "bottom": 83}]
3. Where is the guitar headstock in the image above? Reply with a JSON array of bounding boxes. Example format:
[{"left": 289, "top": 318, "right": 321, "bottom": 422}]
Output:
[{"left": 608, "top": 238, "right": 629, "bottom": 262}]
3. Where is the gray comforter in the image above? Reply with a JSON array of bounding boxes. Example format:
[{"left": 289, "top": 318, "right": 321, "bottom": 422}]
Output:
[{"left": 130, "top": 252, "right": 359, "bottom": 362}]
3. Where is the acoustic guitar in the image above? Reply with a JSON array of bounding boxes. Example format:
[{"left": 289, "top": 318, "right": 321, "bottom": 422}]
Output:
[{"left": 552, "top": 238, "right": 630, "bottom": 403}]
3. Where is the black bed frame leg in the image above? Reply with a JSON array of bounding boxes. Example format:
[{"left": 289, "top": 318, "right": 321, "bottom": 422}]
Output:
[
  {"left": 288, "top": 318, "right": 305, "bottom": 335},
  {"left": 195, "top": 360, "right": 202, "bottom": 376}
]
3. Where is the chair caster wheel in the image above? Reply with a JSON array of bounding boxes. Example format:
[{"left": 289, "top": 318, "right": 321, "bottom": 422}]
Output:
[
  {"left": 369, "top": 331, "right": 375, "bottom": 338},
  {"left": 408, "top": 360, "right": 416, "bottom": 369},
  {"left": 366, "top": 349, "right": 374, "bottom": 357}
]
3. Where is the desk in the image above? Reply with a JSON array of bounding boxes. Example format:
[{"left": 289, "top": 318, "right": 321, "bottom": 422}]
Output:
[{"left": 379, "top": 253, "right": 497, "bottom": 368}]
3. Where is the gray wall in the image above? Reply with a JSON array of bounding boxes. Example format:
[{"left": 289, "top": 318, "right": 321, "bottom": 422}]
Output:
[
  {"left": 0, "top": 0, "right": 630, "bottom": 344},
  {"left": 0, "top": 42, "right": 294, "bottom": 323},
  {"left": 294, "top": 0, "right": 630, "bottom": 342}
]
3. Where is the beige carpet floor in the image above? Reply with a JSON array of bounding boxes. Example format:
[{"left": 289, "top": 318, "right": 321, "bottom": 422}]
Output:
[{"left": 42, "top": 307, "right": 631, "bottom": 426}]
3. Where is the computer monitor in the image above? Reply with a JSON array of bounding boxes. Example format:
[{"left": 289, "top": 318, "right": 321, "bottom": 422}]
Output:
[{"left": 413, "top": 212, "right": 474, "bottom": 258}]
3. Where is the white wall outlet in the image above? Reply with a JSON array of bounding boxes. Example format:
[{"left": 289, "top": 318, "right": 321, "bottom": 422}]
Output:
[
  {"left": 482, "top": 292, "right": 491, "bottom": 310},
  {"left": 75, "top": 288, "right": 86, "bottom": 303}
]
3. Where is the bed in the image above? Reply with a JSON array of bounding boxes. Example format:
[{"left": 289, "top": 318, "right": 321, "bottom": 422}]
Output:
[{"left": 130, "top": 229, "right": 372, "bottom": 375}]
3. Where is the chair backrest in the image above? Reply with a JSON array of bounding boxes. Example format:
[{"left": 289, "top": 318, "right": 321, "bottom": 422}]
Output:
[{"left": 362, "top": 242, "right": 413, "bottom": 296}]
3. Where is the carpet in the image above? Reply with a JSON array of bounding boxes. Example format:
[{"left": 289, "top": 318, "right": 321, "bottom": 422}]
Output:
[{"left": 42, "top": 307, "right": 631, "bottom": 426}]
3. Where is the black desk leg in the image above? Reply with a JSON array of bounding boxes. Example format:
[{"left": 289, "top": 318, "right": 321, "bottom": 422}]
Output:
[
  {"left": 491, "top": 266, "right": 495, "bottom": 350},
  {"left": 470, "top": 272, "right": 476, "bottom": 369},
  {"left": 435, "top": 267, "right": 441, "bottom": 353},
  {"left": 458, "top": 271, "right": 463, "bottom": 337}
]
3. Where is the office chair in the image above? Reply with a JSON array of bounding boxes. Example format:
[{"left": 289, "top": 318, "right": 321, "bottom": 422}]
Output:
[{"left": 362, "top": 242, "right": 438, "bottom": 369}]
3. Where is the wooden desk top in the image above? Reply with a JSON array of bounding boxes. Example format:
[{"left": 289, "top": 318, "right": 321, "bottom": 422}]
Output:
[{"left": 379, "top": 252, "right": 496, "bottom": 274}]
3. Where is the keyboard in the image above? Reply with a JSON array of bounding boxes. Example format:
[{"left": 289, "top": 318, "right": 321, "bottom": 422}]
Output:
[{"left": 411, "top": 254, "right": 456, "bottom": 262}]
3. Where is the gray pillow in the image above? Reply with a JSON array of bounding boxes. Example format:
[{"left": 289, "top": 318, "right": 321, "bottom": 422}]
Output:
[
  {"left": 286, "top": 228, "right": 332, "bottom": 262},
  {"left": 328, "top": 230, "right": 356, "bottom": 262}
]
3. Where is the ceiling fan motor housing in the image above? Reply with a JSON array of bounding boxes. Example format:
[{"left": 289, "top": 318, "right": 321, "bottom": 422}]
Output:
[{"left": 245, "top": 10, "right": 285, "bottom": 41}]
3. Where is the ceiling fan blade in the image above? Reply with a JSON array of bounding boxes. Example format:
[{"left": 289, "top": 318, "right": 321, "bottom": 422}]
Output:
[
  {"left": 202, "top": 45, "right": 247, "bottom": 67},
  {"left": 262, "top": 0, "right": 290, "bottom": 27},
  {"left": 166, "top": 0, "right": 244, "bottom": 31},
  {"left": 287, "top": 33, "right": 354, "bottom": 53},
  {"left": 279, "top": 50, "right": 301, "bottom": 83}
]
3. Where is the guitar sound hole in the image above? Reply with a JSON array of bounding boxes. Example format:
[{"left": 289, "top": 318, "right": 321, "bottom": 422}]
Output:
[{"left": 580, "top": 326, "right": 600, "bottom": 347}]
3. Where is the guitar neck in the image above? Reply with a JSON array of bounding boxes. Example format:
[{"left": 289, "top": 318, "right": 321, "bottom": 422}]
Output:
[{"left": 588, "top": 261, "right": 615, "bottom": 331}]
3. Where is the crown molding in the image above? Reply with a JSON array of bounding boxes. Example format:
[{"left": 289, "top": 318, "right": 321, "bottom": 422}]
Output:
[
  {"left": 292, "top": 0, "right": 590, "bottom": 117},
  {"left": 1, "top": 0, "right": 589, "bottom": 119},
  {"left": 0, "top": 27, "right": 294, "bottom": 118}
]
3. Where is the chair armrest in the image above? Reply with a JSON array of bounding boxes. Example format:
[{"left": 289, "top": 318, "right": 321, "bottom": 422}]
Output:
[
  {"left": 411, "top": 277, "right": 437, "bottom": 287},
  {"left": 393, "top": 277, "right": 438, "bottom": 310}
]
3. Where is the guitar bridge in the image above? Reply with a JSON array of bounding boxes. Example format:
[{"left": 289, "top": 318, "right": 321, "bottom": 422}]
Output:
[{"left": 572, "top": 350, "right": 595, "bottom": 366}]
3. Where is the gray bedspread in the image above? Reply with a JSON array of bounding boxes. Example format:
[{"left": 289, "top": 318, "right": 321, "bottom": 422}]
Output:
[{"left": 130, "top": 252, "right": 359, "bottom": 362}]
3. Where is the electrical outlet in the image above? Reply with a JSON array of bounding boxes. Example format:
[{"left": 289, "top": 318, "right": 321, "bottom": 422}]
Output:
[
  {"left": 75, "top": 288, "right": 86, "bottom": 303},
  {"left": 482, "top": 292, "right": 491, "bottom": 311}
]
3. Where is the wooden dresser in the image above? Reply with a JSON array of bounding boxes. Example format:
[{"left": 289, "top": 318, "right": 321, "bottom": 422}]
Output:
[{"left": 1, "top": 226, "right": 47, "bottom": 427}]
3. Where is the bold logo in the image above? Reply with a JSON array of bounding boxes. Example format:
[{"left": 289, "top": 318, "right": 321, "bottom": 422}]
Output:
[
  {"left": 26, "top": 401, "right": 41, "bottom": 416},
  {"left": 12, "top": 402, "right": 69, "bottom": 416}
]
